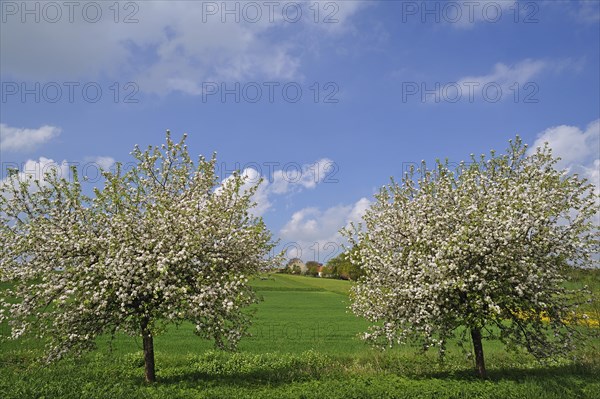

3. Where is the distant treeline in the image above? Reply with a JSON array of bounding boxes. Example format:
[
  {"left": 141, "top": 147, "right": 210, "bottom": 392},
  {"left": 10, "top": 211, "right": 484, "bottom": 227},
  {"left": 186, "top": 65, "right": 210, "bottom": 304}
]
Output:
[{"left": 278, "top": 248, "right": 365, "bottom": 281}]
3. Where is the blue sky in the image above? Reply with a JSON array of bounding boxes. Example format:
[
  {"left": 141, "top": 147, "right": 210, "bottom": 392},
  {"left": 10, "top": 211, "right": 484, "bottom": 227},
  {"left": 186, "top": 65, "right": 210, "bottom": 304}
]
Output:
[{"left": 1, "top": 0, "right": 599, "bottom": 263}]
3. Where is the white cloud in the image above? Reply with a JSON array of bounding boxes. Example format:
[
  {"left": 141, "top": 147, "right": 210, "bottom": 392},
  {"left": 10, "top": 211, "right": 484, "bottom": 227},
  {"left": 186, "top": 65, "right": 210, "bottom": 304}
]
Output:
[
  {"left": 430, "top": 58, "right": 583, "bottom": 104},
  {"left": 309, "top": 0, "right": 371, "bottom": 33},
  {"left": 572, "top": 0, "right": 600, "bottom": 23},
  {"left": 529, "top": 119, "right": 599, "bottom": 172},
  {"left": 217, "top": 159, "right": 336, "bottom": 217},
  {"left": 432, "top": 59, "right": 547, "bottom": 103},
  {"left": 529, "top": 119, "right": 600, "bottom": 199},
  {"left": 529, "top": 120, "right": 600, "bottom": 254},
  {"left": 1, "top": 157, "right": 70, "bottom": 198},
  {"left": 0, "top": 124, "right": 61, "bottom": 152},
  {"left": 0, "top": 1, "right": 367, "bottom": 95},
  {"left": 75, "top": 156, "right": 116, "bottom": 182},
  {"left": 239, "top": 167, "right": 273, "bottom": 217},
  {"left": 216, "top": 167, "right": 270, "bottom": 217},
  {"left": 582, "top": 159, "right": 600, "bottom": 189},
  {"left": 279, "top": 197, "right": 371, "bottom": 262},
  {"left": 85, "top": 156, "right": 116, "bottom": 171},
  {"left": 270, "top": 158, "right": 335, "bottom": 194}
]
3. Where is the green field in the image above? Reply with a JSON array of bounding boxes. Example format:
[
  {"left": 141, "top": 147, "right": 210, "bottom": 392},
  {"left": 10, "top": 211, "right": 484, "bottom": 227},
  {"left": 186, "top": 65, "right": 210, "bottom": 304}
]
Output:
[{"left": 1, "top": 273, "right": 599, "bottom": 398}]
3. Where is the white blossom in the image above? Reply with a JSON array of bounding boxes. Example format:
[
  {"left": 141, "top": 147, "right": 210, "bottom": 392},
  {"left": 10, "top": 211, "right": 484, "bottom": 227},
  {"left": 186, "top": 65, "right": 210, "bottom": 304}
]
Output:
[
  {"left": 0, "top": 131, "right": 279, "bottom": 368},
  {"left": 343, "top": 136, "right": 598, "bottom": 370}
]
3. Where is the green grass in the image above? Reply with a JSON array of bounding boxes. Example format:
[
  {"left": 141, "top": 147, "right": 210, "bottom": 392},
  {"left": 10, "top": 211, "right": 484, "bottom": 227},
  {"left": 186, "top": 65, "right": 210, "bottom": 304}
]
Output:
[
  {"left": 251, "top": 274, "right": 351, "bottom": 295},
  {"left": 1, "top": 273, "right": 599, "bottom": 398}
]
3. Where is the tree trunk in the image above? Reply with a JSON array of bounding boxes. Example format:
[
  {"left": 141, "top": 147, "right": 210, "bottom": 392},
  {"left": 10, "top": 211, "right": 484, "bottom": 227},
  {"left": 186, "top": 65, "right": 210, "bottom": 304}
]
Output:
[
  {"left": 470, "top": 327, "right": 487, "bottom": 379},
  {"left": 141, "top": 318, "right": 156, "bottom": 383}
]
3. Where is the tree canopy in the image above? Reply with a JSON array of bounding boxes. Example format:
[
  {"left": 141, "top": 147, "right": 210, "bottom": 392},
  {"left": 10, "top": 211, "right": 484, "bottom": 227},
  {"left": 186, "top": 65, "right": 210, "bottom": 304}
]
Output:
[
  {"left": 324, "top": 248, "right": 364, "bottom": 280},
  {"left": 0, "top": 132, "right": 277, "bottom": 382},
  {"left": 343, "top": 137, "right": 599, "bottom": 378}
]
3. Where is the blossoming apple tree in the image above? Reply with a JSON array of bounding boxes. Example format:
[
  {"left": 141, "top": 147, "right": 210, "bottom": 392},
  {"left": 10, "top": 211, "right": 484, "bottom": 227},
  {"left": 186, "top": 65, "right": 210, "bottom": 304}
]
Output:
[
  {"left": 343, "top": 137, "right": 598, "bottom": 378},
  {"left": 0, "top": 132, "right": 277, "bottom": 382}
]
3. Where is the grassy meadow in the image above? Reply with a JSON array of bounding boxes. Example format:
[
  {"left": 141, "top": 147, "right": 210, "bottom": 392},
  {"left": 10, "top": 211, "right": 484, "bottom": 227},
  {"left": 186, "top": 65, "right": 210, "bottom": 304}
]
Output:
[{"left": 1, "top": 272, "right": 599, "bottom": 398}]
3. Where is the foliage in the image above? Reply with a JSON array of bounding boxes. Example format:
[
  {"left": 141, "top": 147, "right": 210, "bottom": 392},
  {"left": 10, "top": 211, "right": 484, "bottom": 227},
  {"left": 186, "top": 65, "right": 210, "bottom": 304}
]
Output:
[
  {"left": 0, "top": 132, "right": 277, "bottom": 381},
  {"left": 343, "top": 137, "right": 599, "bottom": 377},
  {"left": 284, "top": 258, "right": 305, "bottom": 275},
  {"left": 1, "top": 273, "right": 599, "bottom": 398},
  {"left": 325, "top": 248, "right": 364, "bottom": 281},
  {"left": 305, "top": 261, "right": 322, "bottom": 277},
  {"left": 188, "top": 349, "right": 330, "bottom": 380}
]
